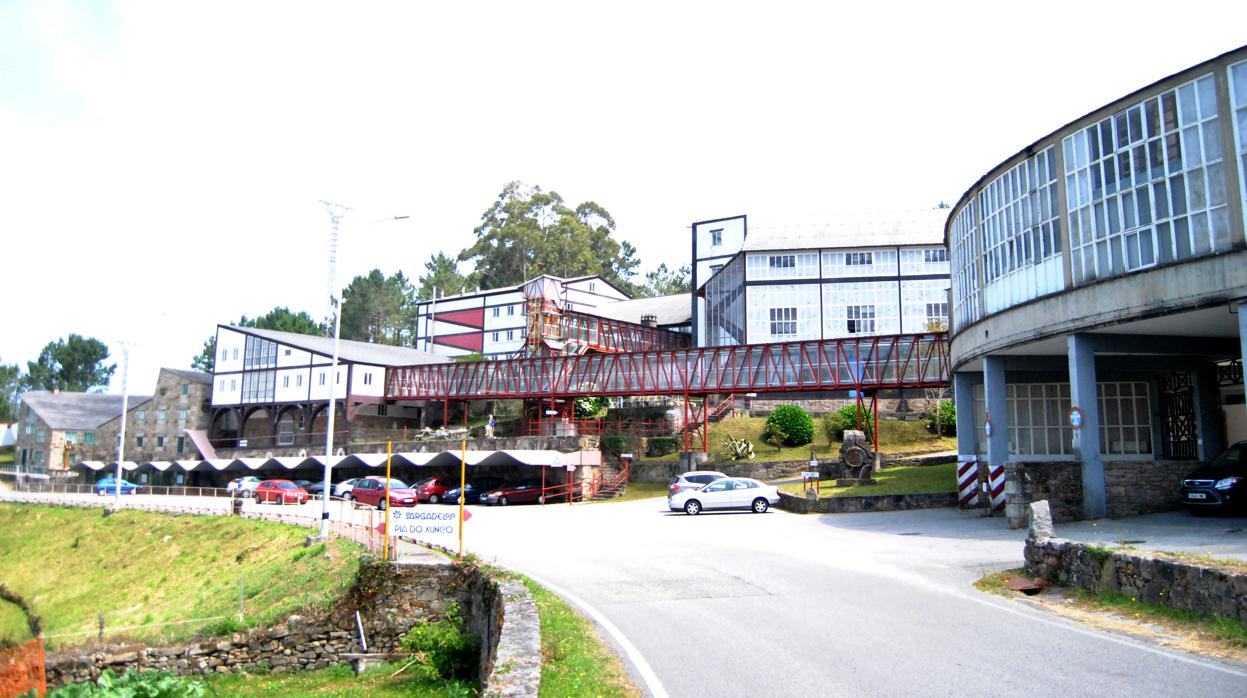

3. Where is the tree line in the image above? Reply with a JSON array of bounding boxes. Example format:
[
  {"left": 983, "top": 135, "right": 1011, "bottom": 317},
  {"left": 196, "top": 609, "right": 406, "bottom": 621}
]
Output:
[{"left": 0, "top": 182, "right": 693, "bottom": 410}]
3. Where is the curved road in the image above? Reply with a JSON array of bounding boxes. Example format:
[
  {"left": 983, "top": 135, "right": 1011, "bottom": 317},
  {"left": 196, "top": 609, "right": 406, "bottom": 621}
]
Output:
[{"left": 463, "top": 498, "right": 1247, "bottom": 697}]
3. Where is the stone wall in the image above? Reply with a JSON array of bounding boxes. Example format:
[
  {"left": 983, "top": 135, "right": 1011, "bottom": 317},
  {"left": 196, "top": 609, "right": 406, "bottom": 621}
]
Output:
[
  {"left": 777, "top": 491, "right": 956, "bottom": 514},
  {"left": 1004, "top": 460, "right": 1192, "bottom": 529},
  {"left": 217, "top": 435, "right": 594, "bottom": 460},
  {"left": 1024, "top": 536, "right": 1247, "bottom": 623},
  {"left": 630, "top": 459, "right": 811, "bottom": 483},
  {"left": 46, "top": 561, "right": 540, "bottom": 695}
]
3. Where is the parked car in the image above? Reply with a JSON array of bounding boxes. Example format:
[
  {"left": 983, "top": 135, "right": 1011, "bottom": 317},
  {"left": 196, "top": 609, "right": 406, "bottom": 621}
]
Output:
[
  {"left": 668, "top": 477, "right": 780, "bottom": 515},
  {"left": 480, "top": 482, "right": 544, "bottom": 506},
  {"left": 349, "top": 477, "right": 418, "bottom": 510},
  {"left": 444, "top": 477, "right": 510, "bottom": 505},
  {"left": 95, "top": 477, "right": 139, "bottom": 496},
  {"left": 293, "top": 479, "right": 314, "bottom": 490},
  {"left": 227, "top": 476, "right": 262, "bottom": 497},
  {"left": 668, "top": 470, "right": 729, "bottom": 496},
  {"left": 304, "top": 480, "right": 328, "bottom": 498},
  {"left": 1182, "top": 441, "right": 1247, "bottom": 514},
  {"left": 332, "top": 478, "right": 360, "bottom": 499},
  {"left": 255, "top": 479, "right": 309, "bottom": 505},
  {"left": 413, "top": 476, "right": 453, "bottom": 504}
]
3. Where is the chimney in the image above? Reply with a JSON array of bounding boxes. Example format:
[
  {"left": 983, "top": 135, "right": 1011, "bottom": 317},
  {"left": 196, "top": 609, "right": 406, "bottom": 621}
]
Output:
[{"left": 640, "top": 314, "right": 657, "bottom": 328}]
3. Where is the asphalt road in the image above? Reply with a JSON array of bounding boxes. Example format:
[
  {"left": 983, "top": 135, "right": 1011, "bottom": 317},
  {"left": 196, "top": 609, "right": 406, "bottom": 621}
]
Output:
[{"left": 462, "top": 498, "right": 1247, "bottom": 698}]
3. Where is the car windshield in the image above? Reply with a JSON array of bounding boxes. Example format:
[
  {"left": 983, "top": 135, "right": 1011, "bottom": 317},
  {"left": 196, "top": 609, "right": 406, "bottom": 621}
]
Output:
[
  {"left": 1208, "top": 445, "right": 1244, "bottom": 470},
  {"left": 278, "top": 482, "right": 297, "bottom": 489},
  {"left": 382, "top": 479, "right": 407, "bottom": 489}
]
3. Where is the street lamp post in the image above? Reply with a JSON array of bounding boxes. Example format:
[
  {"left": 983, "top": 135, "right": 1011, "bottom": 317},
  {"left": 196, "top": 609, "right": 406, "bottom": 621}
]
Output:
[
  {"left": 316, "top": 203, "right": 410, "bottom": 539},
  {"left": 113, "top": 343, "right": 131, "bottom": 509}
]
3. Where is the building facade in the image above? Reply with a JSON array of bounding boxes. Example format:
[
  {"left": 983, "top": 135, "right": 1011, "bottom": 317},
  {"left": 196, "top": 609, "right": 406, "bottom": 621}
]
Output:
[
  {"left": 209, "top": 325, "right": 441, "bottom": 454},
  {"left": 413, "top": 274, "right": 632, "bottom": 359},
  {"left": 90, "top": 368, "right": 213, "bottom": 466},
  {"left": 946, "top": 45, "right": 1247, "bottom": 527},
  {"left": 695, "top": 211, "right": 952, "bottom": 347},
  {"left": 12, "top": 391, "right": 146, "bottom": 475}
]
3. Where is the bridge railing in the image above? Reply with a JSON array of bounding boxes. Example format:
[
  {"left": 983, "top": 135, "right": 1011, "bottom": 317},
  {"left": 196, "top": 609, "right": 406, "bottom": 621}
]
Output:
[{"left": 389, "top": 332, "right": 949, "bottom": 400}]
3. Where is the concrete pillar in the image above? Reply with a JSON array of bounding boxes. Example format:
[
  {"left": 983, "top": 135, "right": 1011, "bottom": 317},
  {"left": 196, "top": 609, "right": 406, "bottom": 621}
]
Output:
[
  {"left": 983, "top": 357, "right": 1009, "bottom": 468},
  {"left": 1192, "top": 363, "right": 1224, "bottom": 461},
  {"left": 1240, "top": 303, "right": 1247, "bottom": 438},
  {"left": 1068, "top": 334, "right": 1106, "bottom": 519},
  {"left": 953, "top": 372, "right": 977, "bottom": 457}
]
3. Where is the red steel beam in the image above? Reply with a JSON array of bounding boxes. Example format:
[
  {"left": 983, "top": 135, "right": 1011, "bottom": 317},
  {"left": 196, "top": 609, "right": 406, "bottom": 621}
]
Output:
[{"left": 388, "top": 332, "right": 950, "bottom": 401}]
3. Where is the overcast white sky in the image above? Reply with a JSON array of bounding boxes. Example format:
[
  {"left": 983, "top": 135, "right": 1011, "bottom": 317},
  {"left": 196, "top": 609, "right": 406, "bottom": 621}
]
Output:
[{"left": 3, "top": 0, "right": 1245, "bottom": 395}]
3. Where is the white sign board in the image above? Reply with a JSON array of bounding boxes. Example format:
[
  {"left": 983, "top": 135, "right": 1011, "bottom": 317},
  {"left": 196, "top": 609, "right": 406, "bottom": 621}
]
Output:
[
  {"left": 801, "top": 471, "right": 821, "bottom": 479},
  {"left": 387, "top": 508, "right": 460, "bottom": 548}
]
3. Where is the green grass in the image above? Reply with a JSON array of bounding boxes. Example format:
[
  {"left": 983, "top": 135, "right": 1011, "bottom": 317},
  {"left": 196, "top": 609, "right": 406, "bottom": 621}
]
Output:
[
  {"left": 0, "top": 450, "right": 13, "bottom": 465},
  {"left": 201, "top": 662, "right": 474, "bottom": 697},
  {"left": 1082, "top": 591, "right": 1247, "bottom": 647},
  {"left": 644, "top": 416, "right": 955, "bottom": 464},
  {"left": 779, "top": 462, "right": 956, "bottom": 498},
  {"left": 0, "top": 598, "right": 33, "bottom": 645},
  {"left": 520, "top": 576, "right": 639, "bottom": 697},
  {"left": 0, "top": 504, "right": 363, "bottom": 648},
  {"left": 973, "top": 569, "right": 1019, "bottom": 597}
]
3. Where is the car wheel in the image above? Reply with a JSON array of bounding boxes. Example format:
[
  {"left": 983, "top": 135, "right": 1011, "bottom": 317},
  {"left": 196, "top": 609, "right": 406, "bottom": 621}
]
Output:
[
  {"left": 379, "top": 499, "right": 387, "bottom": 511},
  {"left": 537, "top": 495, "right": 545, "bottom": 505},
  {"left": 752, "top": 498, "right": 769, "bottom": 514},
  {"left": 343, "top": 492, "right": 352, "bottom": 502},
  {"left": 684, "top": 500, "right": 701, "bottom": 515},
  {"left": 428, "top": 494, "right": 440, "bottom": 504},
  {"left": 499, "top": 496, "right": 509, "bottom": 506}
]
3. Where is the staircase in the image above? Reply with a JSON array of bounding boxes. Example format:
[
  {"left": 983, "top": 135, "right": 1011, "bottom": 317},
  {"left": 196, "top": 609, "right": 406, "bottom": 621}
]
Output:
[{"left": 590, "top": 441, "right": 631, "bottom": 500}]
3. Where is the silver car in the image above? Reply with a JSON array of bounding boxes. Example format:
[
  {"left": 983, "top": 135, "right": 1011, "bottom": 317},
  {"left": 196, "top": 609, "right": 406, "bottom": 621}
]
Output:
[
  {"left": 668, "top": 477, "right": 781, "bottom": 515},
  {"left": 668, "top": 470, "right": 728, "bottom": 497}
]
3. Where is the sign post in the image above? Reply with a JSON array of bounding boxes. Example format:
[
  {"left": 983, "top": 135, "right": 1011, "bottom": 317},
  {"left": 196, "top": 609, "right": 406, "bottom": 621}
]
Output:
[{"left": 383, "top": 440, "right": 392, "bottom": 562}]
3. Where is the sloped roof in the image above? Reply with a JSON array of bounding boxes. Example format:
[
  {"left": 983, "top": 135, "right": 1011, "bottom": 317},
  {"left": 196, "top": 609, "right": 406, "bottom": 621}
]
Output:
[
  {"left": 225, "top": 326, "right": 443, "bottom": 366},
  {"left": 588, "top": 294, "right": 692, "bottom": 327},
  {"left": 162, "top": 368, "right": 212, "bottom": 384},
  {"left": 742, "top": 209, "right": 949, "bottom": 252},
  {"left": 22, "top": 391, "right": 154, "bottom": 431}
]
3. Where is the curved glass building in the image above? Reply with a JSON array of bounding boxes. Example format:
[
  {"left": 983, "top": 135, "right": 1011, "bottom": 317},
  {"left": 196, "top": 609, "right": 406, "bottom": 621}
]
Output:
[{"left": 946, "top": 45, "right": 1247, "bottom": 527}]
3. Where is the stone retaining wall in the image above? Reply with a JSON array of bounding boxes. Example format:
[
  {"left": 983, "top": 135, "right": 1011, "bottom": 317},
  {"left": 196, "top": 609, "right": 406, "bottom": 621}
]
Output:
[
  {"left": 630, "top": 459, "right": 811, "bottom": 483},
  {"left": 1023, "top": 537, "right": 1247, "bottom": 623},
  {"left": 46, "top": 562, "right": 541, "bottom": 695},
  {"left": 777, "top": 491, "right": 956, "bottom": 514},
  {"left": 1003, "top": 460, "right": 1191, "bottom": 528}
]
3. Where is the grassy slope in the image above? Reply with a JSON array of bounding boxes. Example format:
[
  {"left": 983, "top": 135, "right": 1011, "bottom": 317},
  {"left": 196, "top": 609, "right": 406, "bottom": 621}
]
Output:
[
  {"left": 0, "top": 598, "right": 33, "bottom": 645},
  {"left": 779, "top": 462, "right": 957, "bottom": 497},
  {"left": 645, "top": 415, "right": 955, "bottom": 464},
  {"left": 202, "top": 662, "right": 472, "bottom": 697},
  {"left": 0, "top": 504, "right": 362, "bottom": 648},
  {"left": 521, "top": 576, "right": 638, "bottom": 697}
]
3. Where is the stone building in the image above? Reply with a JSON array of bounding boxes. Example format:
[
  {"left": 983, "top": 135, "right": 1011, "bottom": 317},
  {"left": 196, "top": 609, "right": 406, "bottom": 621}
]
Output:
[
  {"left": 90, "top": 369, "right": 214, "bottom": 475},
  {"left": 12, "top": 391, "right": 149, "bottom": 476}
]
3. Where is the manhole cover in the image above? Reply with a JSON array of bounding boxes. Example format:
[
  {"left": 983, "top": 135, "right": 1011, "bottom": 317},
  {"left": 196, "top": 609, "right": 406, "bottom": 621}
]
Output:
[{"left": 1004, "top": 576, "right": 1047, "bottom": 595}]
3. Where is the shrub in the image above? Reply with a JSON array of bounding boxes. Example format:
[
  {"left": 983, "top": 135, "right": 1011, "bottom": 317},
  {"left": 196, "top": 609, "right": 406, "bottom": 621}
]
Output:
[
  {"left": 646, "top": 436, "right": 678, "bottom": 457},
  {"left": 764, "top": 405, "right": 815, "bottom": 447},
  {"left": 574, "top": 396, "right": 607, "bottom": 418},
  {"left": 831, "top": 404, "right": 875, "bottom": 444},
  {"left": 722, "top": 435, "right": 755, "bottom": 460},
  {"left": 48, "top": 669, "right": 206, "bottom": 698},
  {"left": 926, "top": 400, "right": 956, "bottom": 436},
  {"left": 399, "top": 602, "right": 480, "bottom": 681}
]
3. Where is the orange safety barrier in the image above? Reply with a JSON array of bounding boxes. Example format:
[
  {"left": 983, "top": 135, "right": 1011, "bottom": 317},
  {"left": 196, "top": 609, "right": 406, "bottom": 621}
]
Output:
[{"left": 0, "top": 638, "right": 46, "bottom": 698}]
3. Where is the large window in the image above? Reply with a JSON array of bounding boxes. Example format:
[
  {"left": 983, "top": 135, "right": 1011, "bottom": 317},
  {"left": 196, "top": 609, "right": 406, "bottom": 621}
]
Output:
[
  {"left": 846, "top": 252, "right": 873, "bottom": 266},
  {"left": 1063, "top": 74, "right": 1229, "bottom": 284},
  {"left": 768, "top": 255, "right": 795, "bottom": 269},
  {"left": 949, "top": 201, "right": 981, "bottom": 330},
  {"left": 1231, "top": 60, "right": 1247, "bottom": 214},
  {"left": 925, "top": 302, "right": 949, "bottom": 329},
  {"left": 242, "top": 370, "right": 276, "bottom": 403},
  {"left": 243, "top": 336, "right": 278, "bottom": 369},
  {"left": 846, "top": 305, "right": 875, "bottom": 334},
  {"left": 748, "top": 252, "right": 818, "bottom": 280},
  {"left": 971, "top": 381, "right": 1152, "bottom": 457},
  {"left": 769, "top": 307, "right": 797, "bottom": 336}
]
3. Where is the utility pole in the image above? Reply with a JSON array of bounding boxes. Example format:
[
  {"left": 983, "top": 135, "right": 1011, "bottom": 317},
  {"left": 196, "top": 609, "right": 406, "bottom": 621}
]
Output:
[
  {"left": 318, "top": 200, "right": 351, "bottom": 539},
  {"left": 113, "top": 343, "right": 131, "bottom": 510}
]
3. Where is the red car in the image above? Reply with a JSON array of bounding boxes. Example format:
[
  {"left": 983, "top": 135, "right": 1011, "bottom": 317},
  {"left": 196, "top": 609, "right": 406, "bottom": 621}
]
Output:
[
  {"left": 480, "top": 482, "right": 545, "bottom": 506},
  {"left": 414, "top": 476, "right": 453, "bottom": 504},
  {"left": 255, "top": 479, "right": 309, "bottom": 505},
  {"left": 349, "top": 477, "right": 418, "bottom": 510}
]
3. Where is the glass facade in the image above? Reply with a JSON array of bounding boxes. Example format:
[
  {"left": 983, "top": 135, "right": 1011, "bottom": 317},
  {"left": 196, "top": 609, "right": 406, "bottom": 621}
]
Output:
[
  {"left": 705, "top": 254, "right": 746, "bottom": 346},
  {"left": 952, "top": 61, "right": 1243, "bottom": 332},
  {"left": 1064, "top": 74, "right": 1229, "bottom": 284}
]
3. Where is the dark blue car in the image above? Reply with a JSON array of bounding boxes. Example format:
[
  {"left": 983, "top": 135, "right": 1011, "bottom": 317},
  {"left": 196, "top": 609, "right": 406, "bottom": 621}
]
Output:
[
  {"left": 95, "top": 477, "right": 140, "bottom": 496},
  {"left": 443, "top": 477, "right": 509, "bottom": 505}
]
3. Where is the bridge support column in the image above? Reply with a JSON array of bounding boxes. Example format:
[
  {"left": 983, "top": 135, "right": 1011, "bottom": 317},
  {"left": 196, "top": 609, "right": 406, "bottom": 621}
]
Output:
[{"left": 1068, "top": 334, "right": 1106, "bottom": 520}]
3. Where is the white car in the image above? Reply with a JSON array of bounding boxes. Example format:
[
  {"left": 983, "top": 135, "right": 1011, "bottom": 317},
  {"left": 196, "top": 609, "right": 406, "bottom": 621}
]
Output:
[
  {"left": 226, "top": 476, "right": 262, "bottom": 497},
  {"left": 668, "top": 477, "right": 780, "bottom": 515},
  {"left": 668, "top": 470, "right": 728, "bottom": 496},
  {"left": 333, "top": 478, "right": 360, "bottom": 499}
]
